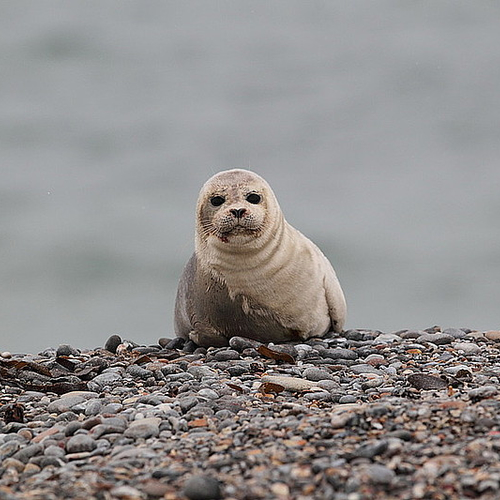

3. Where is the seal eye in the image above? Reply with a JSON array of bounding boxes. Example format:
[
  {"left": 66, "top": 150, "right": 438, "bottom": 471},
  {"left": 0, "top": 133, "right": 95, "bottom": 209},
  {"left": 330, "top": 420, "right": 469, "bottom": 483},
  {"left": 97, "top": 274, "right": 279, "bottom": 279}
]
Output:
[
  {"left": 210, "top": 196, "right": 225, "bottom": 207},
  {"left": 246, "top": 193, "right": 261, "bottom": 204}
]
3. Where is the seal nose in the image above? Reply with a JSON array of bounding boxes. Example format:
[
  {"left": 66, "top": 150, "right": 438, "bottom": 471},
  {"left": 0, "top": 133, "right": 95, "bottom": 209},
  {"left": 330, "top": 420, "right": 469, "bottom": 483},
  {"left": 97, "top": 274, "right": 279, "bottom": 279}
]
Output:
[{"left": 230, "top": 208, "right": 247, "bottom": 219}]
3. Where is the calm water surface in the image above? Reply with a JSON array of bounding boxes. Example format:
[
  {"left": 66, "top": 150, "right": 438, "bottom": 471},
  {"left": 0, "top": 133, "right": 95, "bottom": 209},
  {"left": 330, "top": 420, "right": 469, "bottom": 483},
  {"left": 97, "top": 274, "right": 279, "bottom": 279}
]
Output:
[{"left": 1, "top": 2, "right": 499, "bottom": 352}]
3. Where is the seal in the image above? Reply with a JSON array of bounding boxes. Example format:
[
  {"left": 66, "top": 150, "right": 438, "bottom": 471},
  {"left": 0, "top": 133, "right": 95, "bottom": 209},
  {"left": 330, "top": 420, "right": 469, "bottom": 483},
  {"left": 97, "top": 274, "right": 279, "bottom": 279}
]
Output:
[{"left": 174, "top": 168, "right": 346, "bottom": 347}]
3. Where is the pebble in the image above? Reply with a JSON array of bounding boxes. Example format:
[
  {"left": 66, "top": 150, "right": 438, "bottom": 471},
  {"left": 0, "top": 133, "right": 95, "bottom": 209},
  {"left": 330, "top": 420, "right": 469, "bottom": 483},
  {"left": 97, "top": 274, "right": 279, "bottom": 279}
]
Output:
[
  {"left": 104, "top": 335, "right": 122, "bottom": 353},
  {"left": 452, "top": 342, "right": 481, "bottom": 354},
  {"left": 198, "top": 388, "right": 219, "bottom": 399},
  {"left": 416, "top": 333, "right": 454, "bottom": 345},
  {"left": 442, "top": 327, "right": 468, "bottom": 339},
  {"left": 468, "top": 385, "right": 498, "bottom": 401},
  {"left": 87, "top": 372, "right": 123, "bottom": 391},
  {"left": 302, "top": 367, "right": 334, "bottom": 381},
  {"left": 407, "top": 373, "right": 448, "bottom": 390},
  {"left": 261, "top": 375, "right": 319, "bottom": 391},
  {"left": 339, "top": 395, "right": 358, "bottom": 404},
  {"left": 229, "top": 336, "right": 262, "bottom": 352},
  {"left": 56, "top": 344, "right": 80, "bottom": 357},
  {"left": 323, "top": 348, "right": 358, "bottom": 360},
  {"left": 1, "top": 326, "right": 499, "bottom": 499},
  {"left": 485, "top": 331, "right": 500, "bottom": 342},
  {"left": 65, "top": 434, "right": 97, "bottom": 453},
  {"left": 375, "top": 333, "right": 402, "bottom": 343},
  {"left": 183, "top": 475, "right": 222, "bottom": 500},
  {"left": 362, "top": 463, "right": 396, "bottom": 485},
  {"left": 124, "top": 417, "right": 161, "bottom": 439},
  {"left": 350, "top": 364, "right": 381, "bottom": 374}
]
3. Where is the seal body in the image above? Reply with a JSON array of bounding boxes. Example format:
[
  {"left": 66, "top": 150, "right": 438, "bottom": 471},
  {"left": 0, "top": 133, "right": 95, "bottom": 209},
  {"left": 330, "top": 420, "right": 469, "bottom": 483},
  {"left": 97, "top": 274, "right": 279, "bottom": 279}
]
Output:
[{"left": 174, "top": 169, "right": 346, "bottom": 347}]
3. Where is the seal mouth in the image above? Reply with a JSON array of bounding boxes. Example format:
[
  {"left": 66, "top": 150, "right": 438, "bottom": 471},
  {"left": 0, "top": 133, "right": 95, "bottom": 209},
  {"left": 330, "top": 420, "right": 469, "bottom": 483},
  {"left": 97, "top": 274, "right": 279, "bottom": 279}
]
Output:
[{"left": 216, "top": 224, "right": 260, "bottom": 242}]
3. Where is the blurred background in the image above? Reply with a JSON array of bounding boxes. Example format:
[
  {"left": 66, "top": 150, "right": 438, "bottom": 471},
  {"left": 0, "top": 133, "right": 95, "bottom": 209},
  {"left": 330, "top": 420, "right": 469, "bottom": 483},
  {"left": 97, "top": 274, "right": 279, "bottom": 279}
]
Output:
[{"left": 1, "top": 1, "right": 499, "bottom": 353}]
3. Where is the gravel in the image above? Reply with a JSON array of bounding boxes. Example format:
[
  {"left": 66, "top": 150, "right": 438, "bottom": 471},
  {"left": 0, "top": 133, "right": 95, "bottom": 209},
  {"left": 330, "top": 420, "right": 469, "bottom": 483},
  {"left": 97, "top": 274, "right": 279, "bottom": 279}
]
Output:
[{"left": 1, "top": 326, "right": 500, "bottom": 499}]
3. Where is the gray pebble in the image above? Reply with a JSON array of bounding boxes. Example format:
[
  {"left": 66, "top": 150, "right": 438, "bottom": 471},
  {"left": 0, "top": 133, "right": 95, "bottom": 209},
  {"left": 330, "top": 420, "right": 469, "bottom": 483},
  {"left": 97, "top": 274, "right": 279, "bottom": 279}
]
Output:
[
  {"left": 87, "top": 372, "right": 122, "bottom": 391},
  {"left": 85, "top": 400, "right": 103, "bottom": 416},
  {"left": 183, "top": 475, "right": 222, "bottom": 500},
  {"left": 179, "top": 396, "right": 199, "bottom": 414},
  {"left": 0, "top": 440, "right": 21, "bottom": 460},
  {"left": 12, "top": 443, "right": 43, "bottom": 463},
  {"left": 363, "top": 463, "right": 395, "bottom": 485},
  {"left": 124, "top": 417, "right": 160, "bottom": 439},
  {"left": 56, "top": 344, "right": 79, "bottom": 357},
  {"left": 417, "top": 333, "right": 454, "bottom": 345},
  {"left": 350, "top": 364, "right": 381, "bottom": 374},
  {"left": 126, "top": 365, "right": 153, "bottom": 379},
  {"left": 468, "top": 385, "right": 498, "bottom": 401},
  {"left": 228, "top": 336, "right": 262, "bottom": 352},
  {"left": 110, "top": 485, "right": 145, "bottom": 499},
  {"left": 64, "top": 421, "right": 83, "bottom": 437},
  {"left": 188, "top": 366, "right": 218, "bottom": 379},
  {"left": 161, "top": 364, "right": 183, "bottom": 375},
  {"left": 444, "top": 365, "right": 473, "bottom": 377},
  {"left": 198, "top": 388, "right": 219, "bottom": 399},
  {"left": 101, "top": 403, "right": 123, "bottom": 414},
  {"left": 407, "top": 373, "right": 448, "bottom": 390},
  {"left": 211, "top": 349, "right": 240, "bottom": 361},
  {"left": 303, "top": 391, "right": 332, "bottom": 402},
  {"left": 104, "top": 335, "right": 122, "bottom": 354},
  {"left": 303, "top": 367, "right": 334, "bottom": 381},
  {"left": 323, "top": 348, "right": 357, "bottom": 360},
  {"left": 339, "top": 395, "right": 357, "bottom": 404},
  {"left": 397, "top": 330, "right": 424, "bottom": 339},
  {"left": 452, "top": 342, "right": 481, "bottom": 354},
  {"left": 66, "top": 434, "right": 97, "bottom": 453},
  {"left": 443, "top": 327, "right": 468, "bottom": 339},
  {"left": 374, "top": 333, "right": 401, "bottom": 343},
  {"left": 317, "top": 380, "right": 340, "bottom": 391},
  {"left": 47, "top": 395, "right": 86, "bottom": 414},
  {"left": 44, "top": 445, "right": 66, "bottom": 458},
  {"left": 352, "top": 440, "right": 388, "bottom": 459}
]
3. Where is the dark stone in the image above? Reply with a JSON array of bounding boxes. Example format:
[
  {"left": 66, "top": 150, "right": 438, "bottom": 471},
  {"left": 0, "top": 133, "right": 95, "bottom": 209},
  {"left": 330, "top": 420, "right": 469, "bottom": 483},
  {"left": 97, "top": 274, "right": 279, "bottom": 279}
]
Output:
[
  {"left": 349, "top": 440, "right": 389, "bottom": 460},
  {"left": 212, "top": 349, "right": 241, "bottom": 362},
  {"left": 417, "top": 333, "right": 454, "bottom": 345},
  {"left": 164, "top": 337, "right": 186, "bottom": 350},
  {"left": 158, "top": 337, "right": 172, "bottom": 348},
  {"left": 56, "top": 344, "right": 79, "bottom": 357},
  {"left": 66, "top": 434, "right": 97, "bottom": 453},
  {"left": 126, "top": 365, "right": 153, "bottom": 380},
  {"left": 132, "top": 346, "right": 161, "bottom": 355},
  {"left": 182, "top": 340, "right": 198, "bottom": 353},
  {"left": 64, "top": 421, "right": 83, "bottom": 436},
  {"left": 183, "top": 475, "right": 222, "bottom": 500},
  {"left": 228, "top": 336, "right": 262, "bottom": 352},
  {"left": 386, "top": 430, "right": 413, "bottom": 441},
  {"left": 226, "top": 364, "right": 250, "bottom": 377},
  {"left": 344, "top": 330, "right": 367, "bottom": 341},
  {"left": 104, "top": 335, "right": 122, "bottom": 354},
  {"left": 323, "top": 348, "right": 358, "bottom": 360},
  {"left": 12, "top": 443, "right": 43, "bottom": 463},
  {"left": 407, "top": 373, "right": 448, "bottom": 390}
]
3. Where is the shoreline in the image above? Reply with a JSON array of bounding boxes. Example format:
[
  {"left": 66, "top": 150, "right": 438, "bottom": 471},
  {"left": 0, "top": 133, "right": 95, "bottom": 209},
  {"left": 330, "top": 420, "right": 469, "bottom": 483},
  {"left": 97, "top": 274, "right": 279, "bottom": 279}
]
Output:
[{"left": 1, "top": 327, "right": 500, "bottom": 499}]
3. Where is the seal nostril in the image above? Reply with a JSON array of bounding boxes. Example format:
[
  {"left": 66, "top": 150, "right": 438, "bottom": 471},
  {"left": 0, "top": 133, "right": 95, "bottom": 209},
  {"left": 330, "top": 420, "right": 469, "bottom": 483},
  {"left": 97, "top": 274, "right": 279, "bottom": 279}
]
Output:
[{"left": 230, "top": 208, "right": 246, "bottom": 219}]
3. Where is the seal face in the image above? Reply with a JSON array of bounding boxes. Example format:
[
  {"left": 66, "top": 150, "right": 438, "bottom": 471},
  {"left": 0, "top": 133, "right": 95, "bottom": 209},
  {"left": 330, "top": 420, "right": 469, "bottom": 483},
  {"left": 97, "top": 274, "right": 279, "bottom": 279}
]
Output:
[{"left": 174, "top": 168, "right": 346, "bottom": 347}]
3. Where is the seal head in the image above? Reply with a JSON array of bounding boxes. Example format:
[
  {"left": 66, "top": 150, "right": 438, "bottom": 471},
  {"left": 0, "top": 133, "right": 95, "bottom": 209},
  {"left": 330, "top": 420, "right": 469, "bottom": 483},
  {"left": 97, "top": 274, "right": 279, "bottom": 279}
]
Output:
[{"left": 174, "top": 168, "right": 346, "bottom": 347}]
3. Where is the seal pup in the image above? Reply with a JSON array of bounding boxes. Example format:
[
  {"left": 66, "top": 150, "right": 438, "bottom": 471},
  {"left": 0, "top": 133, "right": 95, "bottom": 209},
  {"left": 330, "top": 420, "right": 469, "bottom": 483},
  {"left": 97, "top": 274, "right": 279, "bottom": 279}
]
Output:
[{"left": 174, "top": 169, "right": 346, "bottom": 347}]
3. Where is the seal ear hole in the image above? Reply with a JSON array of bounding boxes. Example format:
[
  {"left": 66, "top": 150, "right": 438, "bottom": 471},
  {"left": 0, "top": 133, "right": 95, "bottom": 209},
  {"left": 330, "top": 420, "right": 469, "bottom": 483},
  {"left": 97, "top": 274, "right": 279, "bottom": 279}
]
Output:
[
  {"left": 246, "top": 193, "right": 261, "bottom": 204},
  {"left": 210, "top": 196, "right": 225, "bottom": 207}
]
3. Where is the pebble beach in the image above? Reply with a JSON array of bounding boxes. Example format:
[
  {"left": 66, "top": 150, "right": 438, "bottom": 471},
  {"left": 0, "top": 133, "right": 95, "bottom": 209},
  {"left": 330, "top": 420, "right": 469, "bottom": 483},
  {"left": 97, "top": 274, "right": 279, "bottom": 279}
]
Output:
[{"left": 1, "top": 327, "right": 500, "bottom": 500}]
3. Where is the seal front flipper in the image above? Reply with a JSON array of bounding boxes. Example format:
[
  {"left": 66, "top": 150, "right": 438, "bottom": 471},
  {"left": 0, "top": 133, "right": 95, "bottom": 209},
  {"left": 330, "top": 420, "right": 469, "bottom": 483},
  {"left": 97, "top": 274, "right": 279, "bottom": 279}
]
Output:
[{"left": 323, "top": 261, "right": 347, "bottom": 333}]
